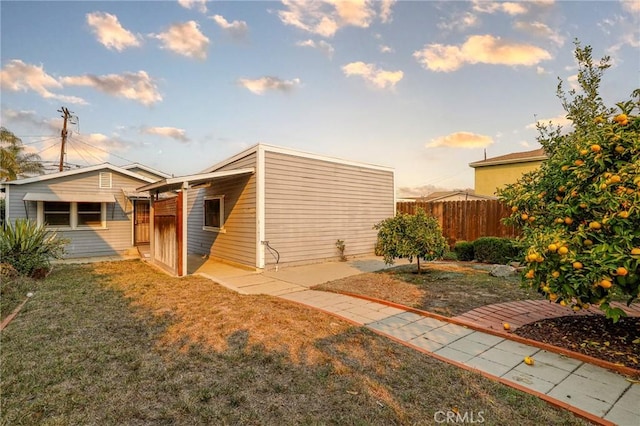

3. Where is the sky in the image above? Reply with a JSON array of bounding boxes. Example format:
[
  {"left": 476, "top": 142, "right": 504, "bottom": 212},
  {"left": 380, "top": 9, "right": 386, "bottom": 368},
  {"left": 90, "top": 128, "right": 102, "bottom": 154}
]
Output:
[{"left": 1, "top": 1, "right": 639, "bottom": 197}]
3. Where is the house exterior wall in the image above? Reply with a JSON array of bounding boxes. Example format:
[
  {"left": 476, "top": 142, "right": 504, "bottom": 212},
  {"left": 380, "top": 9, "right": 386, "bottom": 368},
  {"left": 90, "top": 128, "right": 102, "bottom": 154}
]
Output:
[
  {"left": 263, "top": 150, "right": 394, "bottom": 267},
  {"left": 6, "top": 170, "right": 146, "bottom": 257},
  {"left": 474, "top": 160, "right": 543, "bottom": 196},
  {"left": 186, "top": 152, "right": 257, "bottom": 267}
]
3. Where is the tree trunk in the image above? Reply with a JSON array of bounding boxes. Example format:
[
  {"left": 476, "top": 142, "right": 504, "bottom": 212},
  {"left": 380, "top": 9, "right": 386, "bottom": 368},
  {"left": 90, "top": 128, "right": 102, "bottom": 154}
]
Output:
[{"left": 417, "top": 257, "right": 421, "bottom": 274}]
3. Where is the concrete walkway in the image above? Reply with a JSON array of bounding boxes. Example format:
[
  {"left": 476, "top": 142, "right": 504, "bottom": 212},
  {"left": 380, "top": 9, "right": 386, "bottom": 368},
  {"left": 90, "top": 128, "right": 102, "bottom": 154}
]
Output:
[{"left": 192, "top": 256, "right": 639, "bottom": 426}]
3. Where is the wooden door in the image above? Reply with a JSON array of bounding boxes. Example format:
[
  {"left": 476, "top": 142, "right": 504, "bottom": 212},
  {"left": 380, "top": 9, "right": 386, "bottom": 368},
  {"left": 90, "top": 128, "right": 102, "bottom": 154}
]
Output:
[{"left": 134, "top": 200, "right": 150, "bottom": 245}]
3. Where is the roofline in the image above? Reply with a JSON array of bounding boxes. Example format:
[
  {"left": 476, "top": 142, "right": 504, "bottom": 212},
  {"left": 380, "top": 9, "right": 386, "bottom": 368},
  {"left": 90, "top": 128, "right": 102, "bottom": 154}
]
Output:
[
  {"left": 136, "top": 167, "right": 255, "bottom": 193},
  {"left": 203, "top": 143, "right": 394, "bottom": 173},
  {"left": 3, "top": 163, "right": 157, "bottom": 185},
  {"left": 469, "top": 155, "right": 547, "bottom": 168},
  {"left": 121, "top": 163, "right": 172, "bottom": 178}
]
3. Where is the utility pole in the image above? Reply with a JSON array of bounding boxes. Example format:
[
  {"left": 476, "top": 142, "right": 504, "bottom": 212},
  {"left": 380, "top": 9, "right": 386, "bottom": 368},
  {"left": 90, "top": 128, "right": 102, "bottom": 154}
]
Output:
[{"left": 58, "top": 107, "right": 72, "bottom": 171}]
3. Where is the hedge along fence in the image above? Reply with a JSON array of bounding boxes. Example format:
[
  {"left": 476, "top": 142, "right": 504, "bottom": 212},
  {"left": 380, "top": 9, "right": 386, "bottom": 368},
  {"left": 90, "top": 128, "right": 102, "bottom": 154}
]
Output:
[{"left": 396, "top": 200, "right": 519, "bottom": 247}]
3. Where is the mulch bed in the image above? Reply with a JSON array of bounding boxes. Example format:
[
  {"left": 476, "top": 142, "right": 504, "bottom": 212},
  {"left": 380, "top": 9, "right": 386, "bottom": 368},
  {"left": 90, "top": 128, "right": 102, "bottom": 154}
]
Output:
[{"left": 514, "top": 315, "right": 640, "bottom": 370}]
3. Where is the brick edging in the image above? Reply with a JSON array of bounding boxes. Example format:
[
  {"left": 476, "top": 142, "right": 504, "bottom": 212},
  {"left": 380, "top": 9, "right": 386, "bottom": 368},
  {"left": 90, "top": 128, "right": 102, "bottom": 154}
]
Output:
[
  {"left": 332, "top": 290, "right": 640, "bottom": 379},
  {"left": 0, "top": 297, "right": 31, "bottom": 332}
]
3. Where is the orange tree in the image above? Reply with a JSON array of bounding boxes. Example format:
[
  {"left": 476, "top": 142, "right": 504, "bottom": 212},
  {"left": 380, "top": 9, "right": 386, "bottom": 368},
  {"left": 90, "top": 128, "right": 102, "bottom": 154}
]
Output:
[
  {"left": 499, "top": 43, "right": 640, "bottom": 322},
  {"left": 374, "top": 208, "right": 447, "bottom": 274}
]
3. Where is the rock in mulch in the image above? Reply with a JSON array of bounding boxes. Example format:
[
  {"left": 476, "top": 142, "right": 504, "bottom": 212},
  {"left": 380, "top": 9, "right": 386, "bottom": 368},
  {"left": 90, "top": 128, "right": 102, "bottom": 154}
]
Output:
[{"left": 489, "top": 265, "right": 517, "bottom": 277}]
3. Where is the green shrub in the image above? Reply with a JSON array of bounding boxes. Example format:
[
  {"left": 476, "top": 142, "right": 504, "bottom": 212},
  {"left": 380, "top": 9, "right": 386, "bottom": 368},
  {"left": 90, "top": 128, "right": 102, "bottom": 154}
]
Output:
[
  {"left": 441, "top": 250, "right": 458, "bottom": 261},
  {"left": 453, "top": 241, "right": 475, "bottom": 261},
  {"left": 0, "top": 219, "right": 67, "bottom": 277},
  {"left": 473, "top": 237, "right": 518, "bottom": 264}
]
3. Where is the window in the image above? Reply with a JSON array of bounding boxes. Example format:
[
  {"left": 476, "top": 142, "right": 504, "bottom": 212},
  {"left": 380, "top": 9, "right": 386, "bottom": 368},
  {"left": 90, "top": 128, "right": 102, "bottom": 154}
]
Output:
[
  {"left": 204, "top": 196, "right": 224, "bottom": 230},
  {"left": 44, "top": 202, "right": 71, "bottom": 226},
  {"left": 38, "top": 202, "right": 106, "bottom": 229},
  {"left": 77, "top": 202, "right": 102, "bottom": 226}
]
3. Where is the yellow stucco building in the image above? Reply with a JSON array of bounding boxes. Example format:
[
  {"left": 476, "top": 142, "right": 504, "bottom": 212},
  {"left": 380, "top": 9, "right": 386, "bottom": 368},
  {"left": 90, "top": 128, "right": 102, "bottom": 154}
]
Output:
[{"left": 469, "top": 148, "right": 547, "bottom": 196}]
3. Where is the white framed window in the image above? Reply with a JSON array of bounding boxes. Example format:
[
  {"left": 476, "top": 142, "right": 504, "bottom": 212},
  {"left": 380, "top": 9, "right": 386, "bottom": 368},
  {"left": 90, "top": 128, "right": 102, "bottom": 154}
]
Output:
[
  {"left": 43, "top": 202, "right": 71, "bottom": 227},
  {"left": 203, "top": 195, "right": 225, "bottom": 232},
  {"left": 38, "top": 201, "right": 107, "bottom": 229}
]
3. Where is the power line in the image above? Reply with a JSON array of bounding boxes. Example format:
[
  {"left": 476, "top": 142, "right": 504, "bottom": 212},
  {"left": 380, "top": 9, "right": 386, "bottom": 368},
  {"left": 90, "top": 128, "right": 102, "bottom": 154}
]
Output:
[{"left": 69, "top": 134, "right": 137, "bottom": 164}]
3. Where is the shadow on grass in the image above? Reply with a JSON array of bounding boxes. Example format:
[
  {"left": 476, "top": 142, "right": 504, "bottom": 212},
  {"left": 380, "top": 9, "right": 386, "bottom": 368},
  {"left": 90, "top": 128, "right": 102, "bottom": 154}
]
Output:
[{"left": 0, "top": 261, "right": 588, "bottom": 425}]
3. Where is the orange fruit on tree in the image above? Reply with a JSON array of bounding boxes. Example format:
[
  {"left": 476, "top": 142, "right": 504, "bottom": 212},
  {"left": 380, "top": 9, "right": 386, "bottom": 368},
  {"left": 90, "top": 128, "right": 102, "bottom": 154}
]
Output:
[
  {"left": 548, "top": 244, "right": 558, "bottom": 252},
  {"left": 618, "top": 211, "right": 629, "bottom": 219},
  {"left": 574, "top": 159, "right": 584, "bottom": 166},
  {"left": 525, "top": 269, "right": 535, "bottom": 279},
  {"left": 561, "top": 165, "right": 570, "bottom": 171},
  {"left": 555, "top": 218, "right": 565, "bottom": 224},
  {"left": 551, "top": 270, "right": 560, "bottom": 278},
  {"left": 616, "top": 267, "right": 628, "bottom": 276},
  {"left": 511, "top": 206, "right": 518, "bottom": 212},
  {"left": 599, "top": 279, "right": 612, "bottom": 289},
  {"left": 583, "top": 239, "right": 593, "bottom": 246},
  {"left": 521, "top": 213, "right": 529, "bottom": 220},
  {"left": 557, "top": 246, "right": 569, "bottom": 255},
  {"left": 589, "top": 221, "right": 602, "bottom": 230},
  {"left": 580, "top": 149, "right": 589, "bottom": 156},
  {"left": 610, "top": 175, "right": 621, "bottom": 183},
  {"left": 590, "top": 144, "right": 601, "bottom": 152},
  {"left": 615, "top": 145, "right": 625, "bottom": 154},
  {"left": 632, "top": 248, "right": 640, "bottom": 255},
  {"left": 613, "top": 113, "right": 628, "bottom": 125},
  {"left": 573, "top": 261, "right": 583, "bottom": 269},
  {"left": 564, "top": 217, "right": 573, "bottom": 225}
]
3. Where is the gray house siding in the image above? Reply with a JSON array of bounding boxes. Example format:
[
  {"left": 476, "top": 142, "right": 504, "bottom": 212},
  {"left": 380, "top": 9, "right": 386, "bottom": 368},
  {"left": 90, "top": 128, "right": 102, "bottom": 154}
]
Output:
[
  {"left": 186, "top": 152, "right": 257, "bottom": 267},
  {"left": 6, "top": 170, "right": 146, "bottom": 257},
  {"left": 263, "top": 150, "right": 394, "bottom": 266}
]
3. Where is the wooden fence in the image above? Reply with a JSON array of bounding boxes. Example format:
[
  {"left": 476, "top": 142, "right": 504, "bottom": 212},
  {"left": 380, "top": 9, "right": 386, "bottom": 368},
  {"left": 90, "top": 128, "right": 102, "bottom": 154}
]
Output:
[{"left": 396, "top": 200, "right": 519, "bottom": 247}]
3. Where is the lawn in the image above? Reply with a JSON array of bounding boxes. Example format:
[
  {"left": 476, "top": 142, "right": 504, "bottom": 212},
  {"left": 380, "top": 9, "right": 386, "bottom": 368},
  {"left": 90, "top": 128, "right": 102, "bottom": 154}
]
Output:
[
  {"left": 315, "top": 262, "right": 544, "bottom": 317},
  {"left": 0, "top": 260, "right": 587, "bottom": 425}
]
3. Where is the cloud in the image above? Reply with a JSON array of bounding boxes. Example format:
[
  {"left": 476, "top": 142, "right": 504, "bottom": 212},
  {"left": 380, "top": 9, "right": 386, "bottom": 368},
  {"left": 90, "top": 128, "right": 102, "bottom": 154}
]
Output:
[
  {"left": 61, "top": 71, "right": 162, "bottom": 106},
  {"left": 65, "top": 132, "right": 128, "bottom": 164},
  {"left": 526, "top": 113, "right": 572, "bottom": 130},
  {"left": 621, "top": 0, "right": 640, "bottom": 13},
  {"left": 210, "top": 14, "right": 249, "bottom": 40},
  {"left": 296, "top": 39, "right": 335, "bottom": 57},
  {"left": 438, "top": 12, "right": 478, "bottom": 31},
  {"left": 341, "top": 61, "right": 403, "bottom": 89},
  {"left": 86, "top": 11, "right": 141, "bottom": 51},
  {"left": 0, "top": 59, "right": 86, "bottom": 104},
  {"left": 178, "top": 0, "right": 207, "bottom": 14},
  {"left": 426, "top": 132, "right": 494, "bottom": 148},
  {"left": 278, "top": 0, "right": 392, "bottom": 37},
  {"left": 379, "top": 44, "right": 393, "bottom": 53},
  {"left": 514, "top": 21, "right": 564, "bottom": 46},
  {"left": 379, "top": 0, "right": 396, "bottom": 23},
  {"left": 472, "top": 1, "right": 528, "bottom": 15},
  {"left": 413, "top": 34, "right": 552, "bottom": 72},
  {"left": 1, "top": 108, "right": 60, "bottom": 134},
  {"left": 141, "top": 126, "right": 189, "bottom": 142},
  {"left": 151, "top": 21, "right": 209, "bottom": 60},
  {"left": 237, "top": 76, "right": 301, "bottom": 95}
]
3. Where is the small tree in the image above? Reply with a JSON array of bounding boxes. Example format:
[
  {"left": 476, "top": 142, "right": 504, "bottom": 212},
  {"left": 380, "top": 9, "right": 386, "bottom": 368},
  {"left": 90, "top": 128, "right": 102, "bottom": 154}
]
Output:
[
  {"left": 499, "top": 41, "right": 639, "bottom": 322},
  {"left": 374, "top": 208, "right": 447, "bottom": 273}
]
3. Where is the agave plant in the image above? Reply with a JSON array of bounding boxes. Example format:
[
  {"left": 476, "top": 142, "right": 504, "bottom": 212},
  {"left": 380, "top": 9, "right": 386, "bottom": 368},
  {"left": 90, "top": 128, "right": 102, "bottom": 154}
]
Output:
[{"left": 0, "top": 219, "right": 67, "bottom": 277}]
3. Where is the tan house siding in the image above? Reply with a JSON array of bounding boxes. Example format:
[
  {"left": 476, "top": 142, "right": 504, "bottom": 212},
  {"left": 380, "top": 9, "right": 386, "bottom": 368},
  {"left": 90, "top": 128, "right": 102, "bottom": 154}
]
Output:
[
  {"left": 263, "top": 150, "right": 394, "bottom": 266},
  {"left": 186, "top": 152, "right": 257, "bottom": 267},
  {"left": 6, "top": 170, "right": 145, "bottom": 257},
  {"left": 474, "top": 161, "right": 544, "bottom": 196}
]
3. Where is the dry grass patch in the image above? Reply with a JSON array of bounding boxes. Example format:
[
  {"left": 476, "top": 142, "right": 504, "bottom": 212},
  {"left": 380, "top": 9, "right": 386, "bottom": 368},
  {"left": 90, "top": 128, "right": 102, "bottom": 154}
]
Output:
[
  {"left": 92, "top": 261, "right": 350, "bottom": 365},
  {"left": 316, "top": 262, "right": 542, "bottom": 317},
  {"left": 1, "top": 260, "right": 588, "bottom": 425}
]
